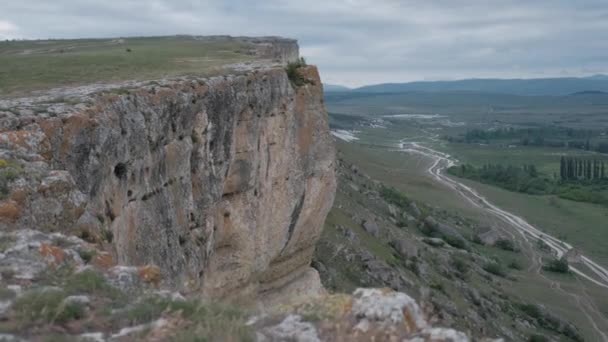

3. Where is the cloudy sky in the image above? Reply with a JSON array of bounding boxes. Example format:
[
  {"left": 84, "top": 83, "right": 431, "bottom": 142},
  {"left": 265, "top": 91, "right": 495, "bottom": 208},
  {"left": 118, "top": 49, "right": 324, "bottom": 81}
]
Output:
[{"left": 1, "top": 0, "right": 608, "bottom": 87}]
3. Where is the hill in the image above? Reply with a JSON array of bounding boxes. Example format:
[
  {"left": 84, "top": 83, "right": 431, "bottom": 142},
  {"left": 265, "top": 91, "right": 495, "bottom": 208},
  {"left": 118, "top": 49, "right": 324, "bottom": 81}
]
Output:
[
  {"left": 323, "top": 83, "right": 352, "bottom": 92},
  {"left": 353, "top": 76, "right": 608, "bottom": 96}
]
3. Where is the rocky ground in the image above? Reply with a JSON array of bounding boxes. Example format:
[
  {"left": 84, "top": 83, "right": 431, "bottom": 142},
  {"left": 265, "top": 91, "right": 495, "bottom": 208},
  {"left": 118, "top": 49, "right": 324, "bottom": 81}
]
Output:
[
  {"left": 0, "top": 227, "right": 483, "bottom": 341},
  {"left": 313, "top": 152, "right": 584, "bottom": 342}
]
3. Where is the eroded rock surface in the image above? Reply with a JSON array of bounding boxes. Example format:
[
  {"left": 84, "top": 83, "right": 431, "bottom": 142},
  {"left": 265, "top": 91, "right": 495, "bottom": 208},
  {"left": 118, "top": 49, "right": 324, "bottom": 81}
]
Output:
[{"left": 0, "top": 39, "right": 335, "bottom": 301}]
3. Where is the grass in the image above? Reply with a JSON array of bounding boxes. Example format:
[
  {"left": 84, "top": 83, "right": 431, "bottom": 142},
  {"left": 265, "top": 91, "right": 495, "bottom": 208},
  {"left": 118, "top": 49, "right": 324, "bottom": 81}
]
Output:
[
  {"left": 0, "top": 235, "right": 16, "bottom": 253},
  {"left": 12, "top": 288, "right": 68, "bottom": 324},
  {"left": 5, "top": 266, "right": 253, "bottom": 340},
  {"left": 0, "top": 36, "right": 255, "bottom": 96},
  {"left": 0, "top": 160, "right": 21, "bottom": 199},
  {"left": 113, "top": 295, "right": 254, "bottom": 341},
  {"left": 64, "top": 269, "right": 123, "bottom": 300},
  {"left": 0, "top": 287, "right": 17, "bottom": 301},
  {"left": 518, "top": 303, "right": 583, "bottom": 341},
  {"left": 458, "top": 179, "right": 608, "bottom": 265}
]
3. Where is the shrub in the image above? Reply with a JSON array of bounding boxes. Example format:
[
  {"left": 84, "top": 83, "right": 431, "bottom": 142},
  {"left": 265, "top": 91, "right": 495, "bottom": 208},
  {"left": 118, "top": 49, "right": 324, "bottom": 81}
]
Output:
[
  {"left": 407, "top": 260, "right": 420, "bottom": 276},
  {"left": 102, "top": 229, "right": 114, "bottom": 243},
  {"left": 396, "top": 220, "right": 408, "bottom": 228},
  {"left": 528, "top": 334, "right": 549, "bottom": 342},
  {"left": 380, "top": 186, "right": 410, "bottom": 209},
  {"left": 430, "top": 281, "right": 446, "bottom": 294},
  {"left": 451, "top": 257, "right": 470, "bottom": 278},
  {"left": 483, "top": 262, "right": 507, "bottom": 277},
  {"left": 54, "top": 300, "right": 87, "bottom": 324},
  {"left": 543, "top": 258, "right": 569, "bottom": 273},
  {"left": 443, "top": 234, "right": 467, "bottom": 250},
  {"left": 77, "top": 249, "right": 96, "bottom": 264},
  {"left": 536, "top": 239, "right": 552, "bottom": 252},
  {"left": 519, "top": 303, "right": 542, "bottom": 319},
  {"left": 494, "top": 238, "right": 517, "bottom": 252},
  {"left": 286, "top": 57, "right": 308, "bottom": 87},
  {"left": 508, "top": 260, "right": 523, "bottom": 270}
]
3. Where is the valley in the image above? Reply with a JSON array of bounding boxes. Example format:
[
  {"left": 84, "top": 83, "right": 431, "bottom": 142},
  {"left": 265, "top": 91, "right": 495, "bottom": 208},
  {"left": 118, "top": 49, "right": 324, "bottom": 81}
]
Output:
[{"left": 317, "top": 90, "right": 608, "bottom": 341}]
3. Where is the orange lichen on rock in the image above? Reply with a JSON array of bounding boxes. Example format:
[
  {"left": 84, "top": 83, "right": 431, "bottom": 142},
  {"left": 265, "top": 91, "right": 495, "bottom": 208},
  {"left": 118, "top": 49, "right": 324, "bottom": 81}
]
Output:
[
  {"left": 92, "top": 252, "right": 115, "bottom": 270},
  {"left": 0, "top": 200, "right": 21, "bottom": 222},
  {"left": 39, "top": 243, "right": 66, "bottom": 265},
  {"left": 139, "top": 265, "right": 162, "bottom": 286}
]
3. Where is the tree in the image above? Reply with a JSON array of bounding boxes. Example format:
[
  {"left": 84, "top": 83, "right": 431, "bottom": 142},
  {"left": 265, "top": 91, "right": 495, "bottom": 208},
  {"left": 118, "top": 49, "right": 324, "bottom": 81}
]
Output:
[{"left": 528, "top": 164, "right": 538, "bottom": 177}]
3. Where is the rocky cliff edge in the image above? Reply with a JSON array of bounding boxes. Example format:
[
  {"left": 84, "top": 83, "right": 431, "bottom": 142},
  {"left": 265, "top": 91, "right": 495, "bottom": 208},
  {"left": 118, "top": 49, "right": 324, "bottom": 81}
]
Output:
[
  {"left": 0, "top": 37, "right": 478, "bottom": 341},
  {"left": 0, "top": 38, "right": 334, "bottom": 303}
]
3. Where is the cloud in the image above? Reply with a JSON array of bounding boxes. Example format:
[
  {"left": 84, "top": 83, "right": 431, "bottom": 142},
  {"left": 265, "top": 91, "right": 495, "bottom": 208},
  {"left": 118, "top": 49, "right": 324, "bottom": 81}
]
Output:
[
  {"left": 0, "top": 20, "right": 19, "bottom": 40},
  {"left": 1, "top": 0, "right": 607, "bottom": 86}
]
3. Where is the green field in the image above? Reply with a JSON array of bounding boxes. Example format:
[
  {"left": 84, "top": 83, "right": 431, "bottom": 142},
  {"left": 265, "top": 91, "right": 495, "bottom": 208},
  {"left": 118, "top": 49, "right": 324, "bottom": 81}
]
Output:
[{"left": 0, "top": 36, "right": 255, "bottom": 96}]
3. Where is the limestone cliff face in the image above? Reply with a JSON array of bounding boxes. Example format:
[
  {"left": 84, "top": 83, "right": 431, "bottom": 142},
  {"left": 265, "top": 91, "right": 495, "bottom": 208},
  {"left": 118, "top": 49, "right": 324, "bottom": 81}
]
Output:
[{"left": 0, "top": 61, "right": 335, "bottom": 299}]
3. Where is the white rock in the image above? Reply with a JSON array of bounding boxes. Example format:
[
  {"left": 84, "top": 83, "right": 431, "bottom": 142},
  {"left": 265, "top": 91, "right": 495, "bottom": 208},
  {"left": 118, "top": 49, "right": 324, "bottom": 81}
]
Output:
[
  {"left": 352, "top": 288, "right": 427, "bottom": 331},
  {"left": 79, "top": 332, "right": 105, "bottom": 342},
  {"left": 419, "top": 327, "right": 470, "bottom": 342},
  {"left": 262, "top": 315, "right": 320, "bottom": 342},
  {"left": 63, "top": 295, "right": 91, "bottom": 306}
]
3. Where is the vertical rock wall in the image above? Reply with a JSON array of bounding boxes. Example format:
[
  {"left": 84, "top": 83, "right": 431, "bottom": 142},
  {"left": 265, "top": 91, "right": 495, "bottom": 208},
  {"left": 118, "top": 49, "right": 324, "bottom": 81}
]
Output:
[{"left": 0, "top": 64, "right": 335, "bottom": 300}]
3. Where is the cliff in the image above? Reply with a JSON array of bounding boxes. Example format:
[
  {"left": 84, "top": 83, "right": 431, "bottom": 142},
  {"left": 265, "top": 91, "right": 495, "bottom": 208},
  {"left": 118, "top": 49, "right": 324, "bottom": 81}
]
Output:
[
  {"left": 0, "top": 37, "right": 478, "bottom": 341},
  {"left": 0, "top": 38, "right": 334, "bottom": 302}
]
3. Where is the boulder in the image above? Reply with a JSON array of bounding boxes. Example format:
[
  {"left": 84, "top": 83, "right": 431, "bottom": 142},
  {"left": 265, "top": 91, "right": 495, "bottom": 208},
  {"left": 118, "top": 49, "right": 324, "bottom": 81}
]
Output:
[
  {"left": 424, "top": 237, "right": 446, "bottom": 247},
  {"left": 387, "top": 204, "right": 399, "bottom": 217},
  {"left": 361, "top": 220, "right": 380, "bottom": 237},
  {"left": 424, "top": 216, "right": 467, "bottom": 248},
  {"left": 260, "top": 315, "right": 320, "bottom": 342},
  {"left": 390, "top": 239, "right": 419, "bottom": 259},
  {"left": 409, "top": 202, "right": 422, "bottom": 218}
]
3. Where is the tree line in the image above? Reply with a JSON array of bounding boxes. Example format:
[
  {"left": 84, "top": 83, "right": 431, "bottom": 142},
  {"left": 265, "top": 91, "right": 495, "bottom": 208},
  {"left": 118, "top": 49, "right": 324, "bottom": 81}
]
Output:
[
  {"left": 449, "top": 163, "right": 550, "bottom": 194},
  {"left": 448, "top": 127, "right": 608, "bottom": 153},
  {"left": 559, "top": 157, "right": 606, "bottom": 181}
]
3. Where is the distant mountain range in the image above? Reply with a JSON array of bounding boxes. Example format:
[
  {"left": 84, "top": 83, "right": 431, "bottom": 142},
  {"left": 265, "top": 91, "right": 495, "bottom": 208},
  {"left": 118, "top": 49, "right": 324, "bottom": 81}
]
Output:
[
  {"left": 323, "top": 84, "right": 352, "bottom": 92},
  {"left": 324, "top": 75, "right": 608, "bottom": 96}
]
